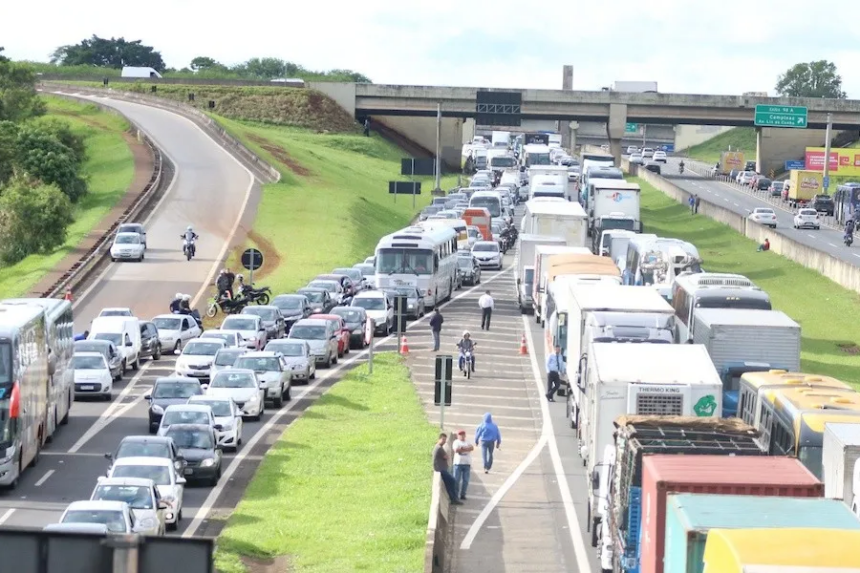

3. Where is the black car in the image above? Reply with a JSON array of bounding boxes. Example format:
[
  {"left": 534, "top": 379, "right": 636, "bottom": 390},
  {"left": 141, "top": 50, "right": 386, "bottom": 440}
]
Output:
[
  {"left": 297, "top": 288, "right": 335, "bottom": 315},
  {"left": 139, "top": 321, "right": 162, "bottom": 361},
  {"left": 271, "top": 294, "right": 312, "bottom": 333},
  {"left": 164, "top": 423, "right": 222, "bottom": 486},
  {"left": 811, "top": 194, "right": 835, "bottom": 216},
  {"left": 144, "top": 377, "right": 203, "bottom": 433},
  {"left": 457, "top": 255, "right": 481, "bottom": 286},
  {"left": 644, "top": 162, "right": 661, "bottom": 174},
  {"left": 755, "top": 177, "right": 772, "bottom": 191},
  {"left": 329, "top": 306, "right": 369, "bottom": 348},
  {"left": 106, "top": 435, "right": 186, "bottom": 475}
]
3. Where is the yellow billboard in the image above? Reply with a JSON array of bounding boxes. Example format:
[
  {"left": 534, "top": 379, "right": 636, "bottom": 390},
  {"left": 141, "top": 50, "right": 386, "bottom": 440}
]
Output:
[
  {"left": 804, "top": 147, "right": 860, "bottom": 177},
  {"left": 720, "top": 151, "right": 744, "bottom": 173}
]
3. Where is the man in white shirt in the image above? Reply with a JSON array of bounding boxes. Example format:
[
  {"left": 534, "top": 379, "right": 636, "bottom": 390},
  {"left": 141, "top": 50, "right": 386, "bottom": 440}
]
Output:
[
  {"left": 478, "top": 290, "right": 495, "bottom": 331},
  {"left": 452, "top": 429, "right": 474, "bottom": 500}
]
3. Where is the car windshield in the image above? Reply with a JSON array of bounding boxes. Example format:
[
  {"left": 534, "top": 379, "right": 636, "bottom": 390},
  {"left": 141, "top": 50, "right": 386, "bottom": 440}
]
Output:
[
  {"left": 473, "top": 244, "right": 498, "bottom": 252},
  {"left": 211, "top": 372, "right": 256, "bottom": 389},
  {"left": 115, "top": 235, "right": 139, "bottom": 245},
  {"left": 290, "top": 325, "right": 326, "bottom": 339},
  {"left": 756, "top": 209, "right": 775, "bottom": 215},
  {"left": 73, "top": 355, "right": 105, "bottom": 370},
  {"left": 273, "top": 298, "right": 302, "bottom": 311},
  {"left": 222, "top": 318, "right": 257, "bottom": 331},
  {"left": 353, "top": 298, "right": 385, "bottom": 311},
  {"left": 162, "top": 410, "right": 210, "bottom": 426},
  {"left": 63, "top": 510, "right": 127, "bottom": 533},
  {"left": 267, "top": 342, "right": 305, "bottom": 357},
  {"left": 201, "top": 333, "right": 234, "bottom": 345},
  {"left": 354, "top": 265, "right": 374, "bottom": 276},
  {"left": 115, "top": 441, "right": 169, "bottom": 460},
  {"left": 153, "top": 382, "right": 200, "bottom": 399},
  {"left": 332, "top": 309, "right": 363, "bottom": 323},
  {"left": 153, "top": 317, "right": 182, "bottom": 330},
  {"left": 308, "top": 281, "right": 338, "bottom": 293},
  {"left": 93, "top": 333, "right": 122, "bottom": 346},
  {"left": 93, "top": 485, "right": 153, "bottom": 510},
  {"left": 193, "top": 400, "right": 233, "bottom": 417},
  {"left": 457, "top": 258, "right": 473, "bottom": 269},
  {"left": 214, "top": 350, "right": 244, "bottom": 366},
  {"left": 112, "top": 465, "right": 171, "bottom": 486},
  {"left": 183, "top": 342, "right": 222, "bottom": 356},
  {"left": 490, "top": 156, "right": 515, "bottom": 167},
  {"left": 376, "top": 248, "right": 433, "bottom": 275},
  {"left": 118, "top": 225, "right": 142, "bottom": 233},
  {"left": 166, "top": 428, "right": 212, "bottom": 450},
  {"left": 235, "top": 357, "right": 280, "bottom": 372},
  {"left": 299, "top": 291, "right": 324, "bottom": 303}
]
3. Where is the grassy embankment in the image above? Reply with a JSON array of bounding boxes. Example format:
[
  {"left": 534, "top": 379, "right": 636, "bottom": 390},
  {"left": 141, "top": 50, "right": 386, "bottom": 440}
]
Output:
[
  {"left": 634, "top": 176, "right": 860, "bottom": 385},
  {"left": 215, "top": 353, "right": 437, "bottom": 573},
  {"left": 0, "top": 96, "right": 134, "bottom": 296},
  {"left": 685, "top": 127, "right": 756, "bottom": 165}
]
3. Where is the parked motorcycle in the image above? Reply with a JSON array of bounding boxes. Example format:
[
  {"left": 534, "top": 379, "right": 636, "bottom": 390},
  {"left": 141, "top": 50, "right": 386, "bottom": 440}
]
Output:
[
  {"left": 206, "top": 294, "right": 249, "bottom": 318},
  {"left": 241, "top": 285, "right": 272, "bottom": 305}
]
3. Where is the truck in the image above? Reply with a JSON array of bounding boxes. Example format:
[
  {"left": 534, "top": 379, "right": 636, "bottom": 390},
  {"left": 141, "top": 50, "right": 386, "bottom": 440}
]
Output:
[
  {"left": 491, "top": 131, "right": 511, "bottom": 149},
  {"left": 690, "top": 309, "right": 801, "bottom": 417},
  {"left": 787, "top": 169, "right": 823, "bottom": 208},
  {"left": 522, "top": 144, "right": 551, "bottom": 167},
  {"left": 612, "top": 81, "right": 658, "bottom": 93},
  {"left": 599, "top": 416, "right": 766, "bottom": 573},
  {"left": 515, "top": 234, "right": 566, "bottom": 313},
  {"left": 121, "top": 66, "right": 162, "bottom": 79},
  {"left": 823, "top": 422, "right": 860, "bottom": 518},
  {"left": 582, "top": 167, "right": 625, "bottom": 212},
  {"left": 597, "top": 229, "right": 638, "bottom": 261},
  {"left": 522, "top": 201, "right": 588, "bottom": 246},
  {"left": 589, "top": 180, "right": 642, "bottom": 248},
  {"left": 718, "top": 151, "right": 744, "bottom": 175},
  {"left": 533, "top": 249, "right": 612, "bottom": 327},
  {"left": 548, "top": 133, "right": 563, "bottom": 148}
]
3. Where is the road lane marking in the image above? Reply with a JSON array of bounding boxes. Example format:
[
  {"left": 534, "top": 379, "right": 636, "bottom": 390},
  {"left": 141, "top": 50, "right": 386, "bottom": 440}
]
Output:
[
  {"left": 829, "top": 243, "right": 837, "bottom": 248},
  {"left": 34, "top": 470, "right": 55, "bottom": 487},
  {"left": 808, "top": 234, "right": 816, "bottom": 239},
  {"left": 853, "top": 254, "right": 860, "bottom": 259},
  {"left": 0, "top": 509, "right": 15, "bottom": 526}
]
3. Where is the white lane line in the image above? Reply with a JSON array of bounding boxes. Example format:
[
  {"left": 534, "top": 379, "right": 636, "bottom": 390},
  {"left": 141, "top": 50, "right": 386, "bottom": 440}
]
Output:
[
  {"left": 0, "top": 509, "right": 14, "bottom": 525},
  {"left": 67, "top": 362, "right": 152, "bottom": 453},
  {"left": 807, "top": 234, "right": 817, "bottom": 239},
  {"left": 723, "top": 198, "right": 729, "bottom": 202},
  {"left": 853, "top": 254, "right": 860, "bottom": 259},
  {"left": 34, "top": 470, "right": 55, "bottom": 487},
  {"left": 829, "top": 243, "right": 837, "bottom": 248},
  {"left": 733, "top": 202, "right": 739, "bottom": 207},
  {"left": 183, "top": 266, "right": 514, "bottom": 538}
]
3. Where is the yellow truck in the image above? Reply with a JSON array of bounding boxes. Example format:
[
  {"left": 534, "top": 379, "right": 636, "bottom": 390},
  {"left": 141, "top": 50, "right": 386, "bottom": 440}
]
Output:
[
  {"left": 719, "top": 151, "right": 745, "bottom": 175},
  {"left": 787, "top": 169, "right": 823, "bottom": 208}
]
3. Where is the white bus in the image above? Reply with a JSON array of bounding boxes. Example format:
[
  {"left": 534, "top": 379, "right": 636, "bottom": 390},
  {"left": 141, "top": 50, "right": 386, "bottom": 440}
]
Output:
[
  {"left": 620, "top": 236, "right": 702, "bottom": 302},
  {"left": 1, "top": 298, "right": 74, "bottom": 439},
  {"left": 375, "top": 226, "right": 459, "bottom": 308},
  {"left": 419, "top": 219, "right": 469, "bottom": 250},
  {"left": 0, "top": 304, "right": 50, "bottom": 488},
  {"left": 469, "top": 190, "right": 503, "bottom": 219}
]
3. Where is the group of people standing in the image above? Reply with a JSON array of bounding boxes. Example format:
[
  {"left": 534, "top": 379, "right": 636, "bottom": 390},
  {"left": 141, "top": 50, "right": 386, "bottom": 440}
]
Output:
[{"left": 432, "top": 413, "right": 502, "bottom": 503}]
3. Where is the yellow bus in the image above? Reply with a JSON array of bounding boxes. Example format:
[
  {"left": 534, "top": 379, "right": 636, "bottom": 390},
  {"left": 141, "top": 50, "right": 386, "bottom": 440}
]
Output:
[
  {"left": 737, "top": 370, "right": 851, "bottom": 429},
  {"left": 756, "top": 385, "right": 860, "bottom": 479}
]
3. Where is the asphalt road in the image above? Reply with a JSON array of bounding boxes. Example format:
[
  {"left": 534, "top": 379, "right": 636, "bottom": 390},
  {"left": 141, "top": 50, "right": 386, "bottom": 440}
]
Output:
[{"left": 660, "top": 158, "right": 860, "bottom": 265}]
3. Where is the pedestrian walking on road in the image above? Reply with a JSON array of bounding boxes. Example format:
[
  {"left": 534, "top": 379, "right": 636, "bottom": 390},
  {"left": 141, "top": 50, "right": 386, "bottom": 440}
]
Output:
[
  {"left": 694, "top": 194, "right": 701, "bottom": 214},
  {"left": 475, "top": 413, "right": 501, "bottom": 474},
  {"left": 545, "top": 345, "right": 566, "bottom": 402},
  {"left": 429, "top": 308, "right": 444, "bottom": 351},
  {"left": 432, "top": 433, "right": 462, "bottom": 505},
  {"left": 452, "top": 430, "right": 474, "bottom": 500},
  {"left": 478, "top": 290, "right": 494, "bottom": 331}
]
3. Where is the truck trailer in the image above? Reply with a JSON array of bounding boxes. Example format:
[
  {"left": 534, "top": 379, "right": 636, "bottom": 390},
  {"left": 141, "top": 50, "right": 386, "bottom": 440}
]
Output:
[
  {"left": 515, "top": 234, "right": 566, "bottom": 313},
  {"left": 823, "top": 422, "right": 860, "bottom": 518}
]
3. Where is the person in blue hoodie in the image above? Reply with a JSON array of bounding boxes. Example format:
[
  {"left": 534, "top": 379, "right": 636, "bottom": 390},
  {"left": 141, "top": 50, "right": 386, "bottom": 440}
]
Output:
[{"left": 474, "top": 412, "right": 501, "bottom": 474}]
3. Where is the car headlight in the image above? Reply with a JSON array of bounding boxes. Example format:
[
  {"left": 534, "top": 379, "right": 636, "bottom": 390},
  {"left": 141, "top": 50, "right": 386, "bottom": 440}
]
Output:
[
  {"left": 200, "top": 458, "right": 216, "bottom": 468},
  {"left": 151, "top": 404, "right": 164, "bottom": 414},
  {"left": 248, "top": 394, "right": 259, "bottom": 402}
]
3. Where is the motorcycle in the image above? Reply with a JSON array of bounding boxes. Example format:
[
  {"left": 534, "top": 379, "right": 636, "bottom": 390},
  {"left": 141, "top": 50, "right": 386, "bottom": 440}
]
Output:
[
  {"left": 460, "top": 350, "right": 475, "bottom": 379},
  {"left": 845, "top": 232, "right": 854, "bottom": 247},
  {"left": 206, "top": 294, "right": 249, "bottom": 318},
  {"left": 182, "top": 237, "right": 196, "bottom": 261},
  {"left": 240, "top": 284, "right": 272, "bottom": 305},
  {"left": 679, "top": 164, "right": 685, "bottom": 175},
  {"left": 173, "top": 308, "right": 203, "bottom": 329}
]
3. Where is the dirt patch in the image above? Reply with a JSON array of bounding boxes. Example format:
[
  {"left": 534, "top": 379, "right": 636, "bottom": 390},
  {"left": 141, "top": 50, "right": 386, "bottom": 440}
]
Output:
[
  {"left": 246, "top": 133, "right": 312, "bottom": 176},
  {"left": 239, "top": 554, "right": 293, "bottom": 573},
  {"left": 244, "top": 229, "right": 283, "bottom": 282},
  {"left": 837, "top": 342, "right": 860, "bottom": 355}
]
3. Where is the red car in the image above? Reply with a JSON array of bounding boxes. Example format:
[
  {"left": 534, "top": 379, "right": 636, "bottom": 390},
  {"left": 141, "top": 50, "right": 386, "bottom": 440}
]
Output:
[{"left": 309, "top": 314, "right": 350, "bottom": 357}]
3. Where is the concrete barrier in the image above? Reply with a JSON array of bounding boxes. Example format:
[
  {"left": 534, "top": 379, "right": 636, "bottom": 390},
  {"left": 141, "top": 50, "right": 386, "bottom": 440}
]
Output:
[{"left": 424, "top": 473, "right": 451, "bottom": 573}]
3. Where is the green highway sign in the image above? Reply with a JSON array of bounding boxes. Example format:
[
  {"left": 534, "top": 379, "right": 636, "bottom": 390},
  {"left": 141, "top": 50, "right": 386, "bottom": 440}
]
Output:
[
  {"left": 754, "top": 104, "right": 808, "bottom": 128},
  {"left": 625, "top": 122, "right": 638, "bottom": 133}
]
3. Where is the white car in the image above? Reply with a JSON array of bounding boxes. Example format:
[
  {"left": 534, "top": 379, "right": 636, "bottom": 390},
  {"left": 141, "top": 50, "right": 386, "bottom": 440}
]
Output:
[
  {"left": 204, "top": 368, "right": 265, "bottom": 420},
  {"left": 188, "top": 395, "right": 243, "bottom": 451},
  {"left": 629, "top": 153, "right": 644, "bottom": 165},
  {"left": 626, "top": 146, "right": 638, "bottom": 155},
  {"left": 233, "top": 351, "right": 292, "bottom": 407},
  {"left": 738, "top": 171, "right": 757, "bottom": 185},
  {"left": 350, "top": 291, "right": 393, "bottom": 336},
  {"left": 157, "top": 404, "right": 218, "bottom": 436},
  {"left": 210, "top": 347, "right": 249, "bottom": 376},
  {"left": 642, "top": 148, "right": 654, "bottom": 158},
  {"left": 793, "top": 208, "right": 820, "bottom": 230},
  {"left": 90, "top": 477, "right": 166, "bottom": 535},
  {"left": 472, "top": 241, "right": 502, "bottom": 270},
  {"left": 110, "top": 232, "right": 145, "bottom": 263},
  {"left": 749, "top": 208, "right": 778, "bottom": 228},
  {"left": 106, "top": 457, "right": 185, "bottom": 531},
  {"left": 73, "top": 352, "right": 113, "bottom": 401},
  {"left": 265, "top": 339, "right": 316, "bottom": 383},
  {"left": 174, "top": 338, "right": 227, "bottom": 380},
  {"left": 652, "top": 151, "right": 667, "bottom": 163},
  {"left": 98, "top": 307, "right": 134, "bottom": 318},
  {"left": 57, "top": 500, "right": 135, "bottom": 534},
  {"left": 151, "top": 314, "right": 202, "bottom": 354},
  {"left": 220, "top": 315, "right": 268, "bottom": 350},
  {"left": 199, "top": 329, "right": 244, "bottom": 348}
]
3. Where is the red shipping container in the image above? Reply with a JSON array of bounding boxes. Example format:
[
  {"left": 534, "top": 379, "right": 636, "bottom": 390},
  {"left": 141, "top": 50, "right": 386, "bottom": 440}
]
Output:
[{"left": 639, "top": 454, "right": 822, "bottom": 573}]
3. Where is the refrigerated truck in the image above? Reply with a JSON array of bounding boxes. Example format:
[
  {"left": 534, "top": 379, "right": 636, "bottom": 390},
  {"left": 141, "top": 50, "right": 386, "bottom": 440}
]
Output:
[
  {"left": 516, "top": 234, "right": 567, "bottom": 313},
  {"left": 823, "top": 422, "right": 860, "bottom": 518},
  {"left": 534, "top": 250, "right": 618, "bottom": 327},
  {"left": 521, "top": 200, "right": 588, "bottom": 246}
]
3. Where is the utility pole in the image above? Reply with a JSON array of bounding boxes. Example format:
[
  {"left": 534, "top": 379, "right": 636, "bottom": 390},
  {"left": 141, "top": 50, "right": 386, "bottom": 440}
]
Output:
[
  {"left": 434, "top": 102, "right": 442, "bottom": 193},
  {"left": 824, "top": 112, "right": 833, "bottom": 193},
  {"left": 642, "top": 124, "right": 648, "bottom": 148}
]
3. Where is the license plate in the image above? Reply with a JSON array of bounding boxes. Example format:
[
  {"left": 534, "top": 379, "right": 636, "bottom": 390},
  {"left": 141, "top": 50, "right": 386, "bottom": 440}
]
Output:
[
  {"left": 184, "top": 468, "right": 193, "bottom": 475},
  {"left": 80, "top": 385, "right": 95, "bottom": 391}
]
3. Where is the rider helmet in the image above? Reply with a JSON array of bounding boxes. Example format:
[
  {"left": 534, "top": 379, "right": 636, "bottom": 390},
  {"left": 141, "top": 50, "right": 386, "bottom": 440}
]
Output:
[
  {"left": 237, "top": 274, "right": 244, "bottom": 281},
  {"left": 175, "top": 292, "right": 182, "bottom": 299},
  {"left": 462, "top": 330, "right": 471, "bottom": 338},
  {"left": 182, "top": 294, "right": 191, "bottom": 301},
  {"left": 187, "top": 226, "right": 193, "bottom": 232}
]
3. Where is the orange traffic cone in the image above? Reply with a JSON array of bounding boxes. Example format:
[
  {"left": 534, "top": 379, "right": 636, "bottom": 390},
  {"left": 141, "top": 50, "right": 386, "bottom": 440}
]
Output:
[
  {"left": 400, "top": 335, "right": 410, "bottom": 355},
  {"left": 64, "top": 288, "right": 72, "bottom": 302},
  {"left": 519, "top": 333, "right": 528, "bottom": 355}
]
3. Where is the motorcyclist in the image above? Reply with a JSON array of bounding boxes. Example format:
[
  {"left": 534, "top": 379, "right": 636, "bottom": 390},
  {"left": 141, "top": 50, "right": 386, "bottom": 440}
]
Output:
[
  {"left": 178, "top": 294, "right": 192, "bottom": 314},
  {"left": 456, "top": 331, "right": 477, "bottom": 374},
  {"left": 169, "top": 292, "right": 183, "bottom": 313},
  {"left": 180, "top": 226, "right": 199, "bottom": 256},
  {"left": 846, "top": 218, "right": 855, "bottom": 237},
  {"left": 679, "top": 160, "right": 685, "bottom": 174}
]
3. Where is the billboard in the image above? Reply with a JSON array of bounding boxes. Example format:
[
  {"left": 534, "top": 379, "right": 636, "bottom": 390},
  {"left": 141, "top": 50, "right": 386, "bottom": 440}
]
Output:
[
  {"left": 804, "top": 147, "right": 860, "bottom": 176},
  {"left": 720, "top": 151, "right": 745, "bottom": 172}
]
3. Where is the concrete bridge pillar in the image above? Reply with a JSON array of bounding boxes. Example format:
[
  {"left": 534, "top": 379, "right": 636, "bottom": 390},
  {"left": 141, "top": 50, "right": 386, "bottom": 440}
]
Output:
[{"left": 607, "top": 103, "right": 628, "bottom": 164}]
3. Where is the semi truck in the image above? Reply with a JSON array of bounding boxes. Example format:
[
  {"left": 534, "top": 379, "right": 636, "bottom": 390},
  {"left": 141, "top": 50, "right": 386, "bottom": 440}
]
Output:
[
  {"left": 823, "top": 422, "right": 860, "bottom": 518},
  {"left": 582, "top": 167, "right": 625, "bottom": 212},
  {"left": 690, "top": 309, "right": 801, "bottom": 417},
  {"left": 535, "top": 251, "right": 619, "bottom": 330},
  {"left": 516, "top": 235, "right": 566, "bottom": 313},
  {"left": 532, "top": 247, "right": 593, "bottom": 325}
]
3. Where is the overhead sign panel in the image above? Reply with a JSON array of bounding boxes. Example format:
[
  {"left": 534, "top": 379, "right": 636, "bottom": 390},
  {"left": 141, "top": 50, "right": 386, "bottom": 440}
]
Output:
[{"left": 476, "top": 90, "right": 522, "bottom": 127}]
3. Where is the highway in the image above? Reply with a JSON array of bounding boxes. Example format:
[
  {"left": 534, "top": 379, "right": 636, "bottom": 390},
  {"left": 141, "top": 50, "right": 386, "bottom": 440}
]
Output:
[{"left": 660, "top": 158, "right": 859, "bottom": 264}]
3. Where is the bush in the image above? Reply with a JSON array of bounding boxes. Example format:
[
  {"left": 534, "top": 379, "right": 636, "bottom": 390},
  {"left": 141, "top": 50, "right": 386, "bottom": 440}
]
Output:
[
  {"left": 14, "top": 124, "right": 87, "bottom": 201},
  {"left": 0, "top": 175, "right": 73, "bottom": 263}
]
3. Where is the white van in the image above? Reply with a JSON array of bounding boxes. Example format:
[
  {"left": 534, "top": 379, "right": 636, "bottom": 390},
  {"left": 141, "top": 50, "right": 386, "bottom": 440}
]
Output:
[{"left": 89, "top": 317, "right": 142, "bottom": 372}]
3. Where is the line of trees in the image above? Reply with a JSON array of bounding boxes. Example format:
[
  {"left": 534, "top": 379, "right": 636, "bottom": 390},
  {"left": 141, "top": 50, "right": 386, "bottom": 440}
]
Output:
[
  {"left": 0, "top": 47, "right": 87, "bottom": 264},
  {"left": 46, "top": 36, "right": 372, "bottom": 83}
]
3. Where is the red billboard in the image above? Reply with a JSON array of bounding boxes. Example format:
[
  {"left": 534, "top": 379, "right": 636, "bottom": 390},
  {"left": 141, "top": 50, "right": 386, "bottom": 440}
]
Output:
[{"left": 804, "top": 148, "right": 860, "bottom": 176}]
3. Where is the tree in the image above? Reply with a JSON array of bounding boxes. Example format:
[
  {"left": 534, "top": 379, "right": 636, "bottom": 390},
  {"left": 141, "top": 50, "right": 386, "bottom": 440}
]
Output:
[
  {"left": 51, "top": 35, "right": 166, "bottom": 72},
  {"left": 775, "top": 60, "right": 847, "bottom": 99},
  {"left": 327, "top": 69, "right": 372, "bottom": 83},
  {"left": 0, "top": 121, "right": 19, "bottom": 186},
  {"left": 0, "top": 56, "right": 45, "bottom": 122},
  {"left": 0, "top": 174, "right": 73, "bottom": 263},
  {"left": 232, "top": 57, "right": 298, "bottom": 79},
  {"left": 189, "top": 56, "right": 227, "bottom": 73},
  {"left": 0, "top": 47, "right": 9, "bottom": 64},
  {"left": 32, "top": 118, "right": 87, "bottom": 165},
  {"left": 15, "top": 124, "right": 88, "bottom": 202}
]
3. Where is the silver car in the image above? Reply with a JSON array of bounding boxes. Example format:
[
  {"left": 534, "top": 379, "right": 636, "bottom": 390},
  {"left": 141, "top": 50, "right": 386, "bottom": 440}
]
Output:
[
  {"left": 233, "top": 351, "right": 292, "bottom": 407},
  {"left": 220, "top": 315, "right": 268, "bottom": 350},
  {"left": 241, "top": 305, "right": 285, "bottom": 340},
  {"left": 90, "top": 477, "right": 167, "bottom": 535},
  {"left": 288, "top": 318, "right": 339, "bottom": 368},
  {"left": 265, "top": 339, "right": 316, "bottom": 383},
  {"left": 57, "top": 500, "right": 135, "bottom": 534}
]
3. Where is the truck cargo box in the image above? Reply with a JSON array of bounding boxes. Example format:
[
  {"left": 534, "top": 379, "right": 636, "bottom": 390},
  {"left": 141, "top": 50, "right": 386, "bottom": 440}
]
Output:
[{"left": 823, "top": 422, "right": 860, "bottom": 507}]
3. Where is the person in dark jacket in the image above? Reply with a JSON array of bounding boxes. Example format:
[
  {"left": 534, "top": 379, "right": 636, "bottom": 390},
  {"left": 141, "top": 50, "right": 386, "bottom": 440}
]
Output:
[
  {"left": 169, "top": 292, "right": 182, "bottom": 313},
  {"left": 216, "top": 269, "right": 232, "bottom": 299},
  {"left": 224, "top": 268, "right": 236, "bottom": 297},
  {"left": 429, "top": 308, "right": 443, "bottom": 351}
]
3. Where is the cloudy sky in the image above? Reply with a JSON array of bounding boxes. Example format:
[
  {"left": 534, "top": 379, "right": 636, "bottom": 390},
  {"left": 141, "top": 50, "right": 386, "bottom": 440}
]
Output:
[{"left": 4, "top": 0, "right": 860, "bottom": 97}]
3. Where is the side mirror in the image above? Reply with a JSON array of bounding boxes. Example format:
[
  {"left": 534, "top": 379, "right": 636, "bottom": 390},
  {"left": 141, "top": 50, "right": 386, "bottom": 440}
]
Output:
[
  {"left": 96, "top": 476, "right": 105, "bottom": 483},
  {"left": 143, "top": 394, "right": 151, "bottom": 400},
  {"left": 126, "top": 341, "right": 133, "bottom": 347},
  {"left": 201, "top": 384, "right": 209, "bottom": 390},
  {"left": 157, "top": 501, "right": 169, "bottom": 510},
  {"left": 104, "top": 453, "right": 113, "bottom": 460},
  {"left": 177, "top": 477, "right": 187, "bottom": 485},
  {"left": 214, "top": 424, "right": 223, "bottom": 431}
]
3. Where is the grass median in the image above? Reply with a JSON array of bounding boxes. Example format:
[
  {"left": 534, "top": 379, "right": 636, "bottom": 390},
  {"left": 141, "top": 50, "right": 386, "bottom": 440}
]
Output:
[
  {"left": 634, "top": 176, "right": 860, "bottom": 386},
  {"left": 0, "top": 96, "right": 134, "bottom": 296},
  {"left": 214, "top": 352, "right": 437, "bottom": 573}
]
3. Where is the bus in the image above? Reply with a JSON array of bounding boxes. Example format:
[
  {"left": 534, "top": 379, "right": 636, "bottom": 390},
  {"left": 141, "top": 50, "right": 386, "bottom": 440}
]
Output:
[
  {"left": 0, "top": 304, "right": 50, "bottom": 488},
  {"left": 737, "top": 370, "right": 851, "bottom": 429},
  {"left": 419, "top": 219, "right": 469, "bottom": 250},
  {"left": 621, "top": 235, "right": 702, "bottom": 302},
  {"left": 671, "top": 273, "right": 771, "bottom": 342},
  {"left": 756, "top": 385, "right": 860, "bottom": 479},
  {"left": 469, "top": 190, "right": 502, "bottom": 219},
  {"left": 1, "top": 298, "right": 74, "bottom": 440},
  {"left": 374, "top": 226, "right": 458, "bottom": 308}
]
